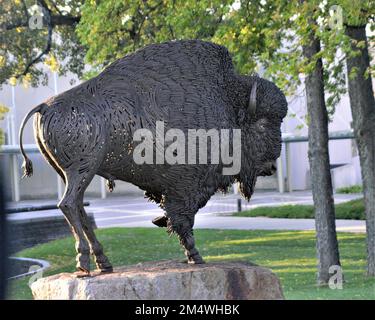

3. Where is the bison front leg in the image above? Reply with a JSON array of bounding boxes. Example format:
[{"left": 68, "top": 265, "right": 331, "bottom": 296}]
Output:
[{"left": 167, "top": 214, "right": 204, "bottom": 264}]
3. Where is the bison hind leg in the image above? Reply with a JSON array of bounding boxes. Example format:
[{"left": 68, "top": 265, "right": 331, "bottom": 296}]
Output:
[{"left": 59, "top": 166, "right": 112, "bottom": 275}]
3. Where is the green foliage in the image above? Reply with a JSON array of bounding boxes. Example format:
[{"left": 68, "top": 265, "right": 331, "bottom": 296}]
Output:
[
  {"left": 76, "top": 0, "right": 233, "bottom": 70},
  {"left": 76, "top": 0, "right": 371, "bottom": 113},
  {"left": 1, "top": 0, "right": 373, "bottom": 107},
  {"left": 7, "top": 228, "right": 374, "bottom": 300},
  {"left": 336, "top": 185, "right": 363, "bottom": 194},
  {"left": 77, "top": 0, "right": 167, "bottom": 68},
  {"left": 326, "top": 0, "right": 375, "bottom": 84},
  {"left": 337, "top": 0, "right": 374, "bottom": 27},
  {"left": 234, "top": 198, "right": 365, "bottom": 220},
  {"left": 0, "top": 0, "right": 85, "bottom": 87},
  {"left": 76, "top": 0, "right": 298, "bottom": 83}
]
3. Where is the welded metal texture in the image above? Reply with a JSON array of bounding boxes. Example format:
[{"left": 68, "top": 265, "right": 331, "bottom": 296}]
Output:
[{"left": 19, "top": 40, "right": 287, "bottom": 275}]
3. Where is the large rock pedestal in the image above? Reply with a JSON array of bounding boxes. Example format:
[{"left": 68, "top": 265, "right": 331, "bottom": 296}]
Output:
[{"left": 31, "top": 260, "right": 284, "bottom": 300}]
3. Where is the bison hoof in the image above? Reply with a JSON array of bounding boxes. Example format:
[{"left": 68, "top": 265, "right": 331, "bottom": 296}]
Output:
[
  {"left": 188, "top": 258, "right": 205, "bottom": 265},
  {"left": 152, "top": 215, "right": 168, "bottom": 228},
  {"left": 73, "top": 268, "right": 91, "bottom": 278},
  {"left": 97, "top": 266, "right": 113, "bottom": 274},
  {"left": 186, "top": 254, "right": 205, "bottom": 264},
  {"left": 96, "top": 259, "right": 113, "bottom": 273}
]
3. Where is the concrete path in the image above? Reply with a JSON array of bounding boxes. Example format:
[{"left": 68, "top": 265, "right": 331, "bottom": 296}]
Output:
[{"left": 7, "top": 191, "right": 365, "bottom": 233}]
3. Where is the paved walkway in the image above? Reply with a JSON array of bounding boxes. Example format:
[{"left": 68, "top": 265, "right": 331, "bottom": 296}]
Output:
[{"left": 7, "top": 191, "right": 365, "bottom": 233}]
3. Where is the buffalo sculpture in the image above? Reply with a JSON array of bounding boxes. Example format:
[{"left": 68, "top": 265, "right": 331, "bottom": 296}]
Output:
[{"left": 19, "top": 40, "right": 287, "bottom": 276}]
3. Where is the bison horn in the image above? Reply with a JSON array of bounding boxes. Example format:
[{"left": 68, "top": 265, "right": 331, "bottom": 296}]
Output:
[{"left": 248, "top": 81, "right": 257, "bottom": 116}]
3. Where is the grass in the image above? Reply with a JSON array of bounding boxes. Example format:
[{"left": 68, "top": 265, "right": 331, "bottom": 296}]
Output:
[
  {"left": 234, "top": 198, "right": 365, "bottom": 220},
  {"left": 336, "top": 185, "right": 363, "bottom": 194},
  {"left": 7, "top": 228, "right": 375, "bottom": 300}
]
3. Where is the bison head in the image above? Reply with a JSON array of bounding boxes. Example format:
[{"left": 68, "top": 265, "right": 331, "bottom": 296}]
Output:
[{"left": 235, "top": 75, "right": 288, "bottom": 200}]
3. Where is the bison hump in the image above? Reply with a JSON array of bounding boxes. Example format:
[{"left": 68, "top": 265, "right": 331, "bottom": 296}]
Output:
[
  {"left": 98, "top": 40, "right": 236, "bottom": 130},
  {"left": 105, "top": 40, "right": 235, "bottom": 80}
]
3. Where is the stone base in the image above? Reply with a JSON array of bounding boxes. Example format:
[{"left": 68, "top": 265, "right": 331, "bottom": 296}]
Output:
[{"left": 31, "top": 260, "right": 284, "bottom": 300}]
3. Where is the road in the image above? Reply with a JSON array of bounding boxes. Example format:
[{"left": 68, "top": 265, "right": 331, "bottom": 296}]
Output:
[{"left": 7, "top": 191, "right": 365, "bottom": 233}]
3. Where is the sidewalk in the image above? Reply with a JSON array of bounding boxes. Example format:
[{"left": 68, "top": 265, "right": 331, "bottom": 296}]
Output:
[{"left": 6, "top": 191, "right": 365, "bottom": 233}]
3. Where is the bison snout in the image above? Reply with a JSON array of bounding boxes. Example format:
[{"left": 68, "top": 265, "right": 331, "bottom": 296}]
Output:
[{"left": 258, "top": 161, "right": 277, "bottom": 176}]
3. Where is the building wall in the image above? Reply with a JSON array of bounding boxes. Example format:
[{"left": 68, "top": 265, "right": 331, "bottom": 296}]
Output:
[{"left": 283, "top": 83, "right": 362, "bottom": 191}]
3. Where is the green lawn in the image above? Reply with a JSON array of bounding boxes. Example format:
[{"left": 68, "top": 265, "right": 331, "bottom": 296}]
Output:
[
  {"left": 234, "top": 198, "right": 365, "bottom": 220},
  {"left": 7, "top": 228, "right": 375, "bottom": 300}
]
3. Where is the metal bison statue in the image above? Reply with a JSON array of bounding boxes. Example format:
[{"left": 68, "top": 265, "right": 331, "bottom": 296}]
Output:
[{"left": 19, "top": 40, "right": 287, "bottom": 276}]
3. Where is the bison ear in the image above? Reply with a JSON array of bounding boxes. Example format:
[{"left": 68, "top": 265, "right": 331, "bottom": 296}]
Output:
[{"left": 248, "top": 80, "right": 257, "bottom": 116}]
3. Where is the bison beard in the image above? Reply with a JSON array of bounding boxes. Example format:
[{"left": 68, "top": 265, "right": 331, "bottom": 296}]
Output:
[
  {"left": 19, "top": 40, "right": 287, "bottom": 275},
  {"left": 238, "top": 171, "right": 258, "bottom": 201}
]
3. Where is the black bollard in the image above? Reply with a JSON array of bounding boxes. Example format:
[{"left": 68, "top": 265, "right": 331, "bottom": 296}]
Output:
[{"left": 237, "top": 198, "right": 242, "bottom": 212}]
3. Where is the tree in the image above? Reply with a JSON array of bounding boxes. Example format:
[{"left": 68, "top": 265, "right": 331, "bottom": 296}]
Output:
[
  {"left": 76, "top": 0, "right": 170, "bottom": 69},
  {"left": 301, "top": 6, "right": 341, "bottom": 284},
  {"left": 75, "top": 0, "right": 282, "bottom": 76},
  {"left": 0, "top": 0, "right": 84, "bottom": 88},
  {"left": 340, "top": 1, "right": 375, "bottom": 276},
  {"left": 76, "top": 0, "right": 232, "bottom": 73}
]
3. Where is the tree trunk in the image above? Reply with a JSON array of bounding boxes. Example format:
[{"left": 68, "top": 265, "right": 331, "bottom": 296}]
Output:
[
  {"left": 303, "top": 34, "right": 341, "bottom": 285},
  {"left": 345, "top": 25, "right": 375, "bottom": 276}
]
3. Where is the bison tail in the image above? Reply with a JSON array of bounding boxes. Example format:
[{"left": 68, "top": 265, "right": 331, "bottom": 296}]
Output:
[
  {"left": 19, "top": 103, "right": 47, "bottom": 178},
  {"left": 21, "top": 158, "right": 33, "bottom": 178}
]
